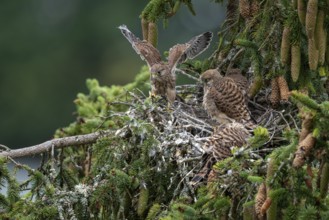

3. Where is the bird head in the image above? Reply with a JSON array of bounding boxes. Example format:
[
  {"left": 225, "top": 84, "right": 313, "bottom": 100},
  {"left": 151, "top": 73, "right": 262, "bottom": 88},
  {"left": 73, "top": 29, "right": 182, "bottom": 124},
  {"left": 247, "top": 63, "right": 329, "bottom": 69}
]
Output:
[
  {"left": 150, "top": 64, "right": 169, "bottom": 80},
  {"left": 200, "top": 69, "right": 221, "bottom": 86}
]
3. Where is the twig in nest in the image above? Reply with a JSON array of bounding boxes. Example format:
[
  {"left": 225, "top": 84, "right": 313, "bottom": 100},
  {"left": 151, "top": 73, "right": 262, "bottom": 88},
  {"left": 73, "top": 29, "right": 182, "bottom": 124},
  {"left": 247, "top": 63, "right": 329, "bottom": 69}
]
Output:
[
  {"left": 180, "top": 67, "right": 202, "bottom": 78},
  {"left": 177, "top": 156, "right": 203, "bottom": 164},
  {"left": 111, "top": 101, "right": 136, "bottom": 107},
  {"left": 286, "top": 112, "right": 299, "bottom": 131},
  {"left": 227, "top": 48, "right": 245, "bottom": 70},
  {"left": 134, "top": 88, "right": 147, "bottom": 98},
  {"left": 272, "top": 110, "right": 291, "bottom": 129},
  {"left": 175, "top": 111, "right": 213, "bottom": 134},
  {"left": 180, "top": 121, "right": 212, "bottom": 135},
  {"left": 127, "top": 90, "right": 144, "bottom": 104},
  {"left": 249, "top": 99, "right": 268, "bottom": 111},
  {"left": 176, "top": 69, "right": 200, "bottom": 81}
]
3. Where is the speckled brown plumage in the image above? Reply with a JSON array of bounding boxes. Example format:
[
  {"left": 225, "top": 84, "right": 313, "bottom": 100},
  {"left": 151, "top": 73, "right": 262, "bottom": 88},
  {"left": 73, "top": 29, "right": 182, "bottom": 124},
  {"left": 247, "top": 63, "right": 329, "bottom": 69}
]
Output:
[
  {"left": 191, "top": 122, "right": 250, "bottom": 185},
  {"left": 200, "top": 69, "right": 252, "bottom": 124},
  {"left": 119, "top": 25, "right": 212, "bottom": 103},
  {"left": 226, "top": 68, "right": 249, "bottom": 96}
]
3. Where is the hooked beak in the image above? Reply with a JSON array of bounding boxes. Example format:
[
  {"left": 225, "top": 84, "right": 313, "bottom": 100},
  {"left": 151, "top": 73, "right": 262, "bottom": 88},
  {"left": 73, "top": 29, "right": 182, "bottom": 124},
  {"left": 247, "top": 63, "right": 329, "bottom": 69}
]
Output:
[{"left": 150, "top": 71, "right": 158, "bottom": 81}]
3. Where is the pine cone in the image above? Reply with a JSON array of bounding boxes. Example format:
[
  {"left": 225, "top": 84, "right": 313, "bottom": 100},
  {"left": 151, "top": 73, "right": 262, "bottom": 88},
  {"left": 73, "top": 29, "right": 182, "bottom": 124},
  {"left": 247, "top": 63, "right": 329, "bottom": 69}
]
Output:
[
  {"left": 255, "top": 183, "right": 266, "bottom": 219},
  {"left": 276, "top": 76, "right": 290, "bottom": 101},
  {"left": 226, "top": 0, "right": 239, "bottom": 25},
  {"left": 326, "top": 78, "right": 329, "bottom": 95},
  {"left": 250, "top": 0, "right": 260, "bottom": 16},
  {"left": 327, "top": 36, "right": 329, "bottom": 64},
  {"left": 293, "top": 152, "right": 305, "bottom": 168},
  {"left": 137, "top": 186, "right": 149, "bottom": 216},
  {"left": 148, "top": 22, "right": 158, "bottom": 47},
  {"left": 260, "top": 197, "right": 272, "bottom": 216},
  {"left": 141, "top": 17, "right": 149, "bottom": 41},
  {"left": 291, "top": 44, "right": 301, "bottom": 82},
  {"left": 239, "top": 0, "right": 251, "bottom": 19},
  {"left": 297, "top": 0, "right": 306, "bottom": 25},
  {"left": 308, "top": 38, "right": 319, "bottom": 70},
  {"left": 266, "top": 159, "right": 276, "bottom": 180},
  {"left": 269, "top": 78, "right": 280, "bottom": 107},
  {"left": 320, "top": 163, "right": 329, "bottom": 198},
  {"left": 248, "top": 76, "right": 263, "bottom": 98},
  {"left": 315, "top": 10, "right": 326, "bottom": 65},
  {"left": 280, "top": 26, "right": 291, "bottom": 65},
  {"left": 293, "top": 133, "right": 316, "bottom": 168},
  {"left": 299, "top": 111, "right": 313, "bottom": 142},
  {"left": 305, "top": 0, "right": 318, "bottom": 39}
]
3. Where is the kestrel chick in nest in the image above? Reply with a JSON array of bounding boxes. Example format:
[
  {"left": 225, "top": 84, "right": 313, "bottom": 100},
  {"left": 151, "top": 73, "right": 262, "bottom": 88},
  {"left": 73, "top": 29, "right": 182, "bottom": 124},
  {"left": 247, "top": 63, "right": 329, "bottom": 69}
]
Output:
[
  {"left": 200, "top": 69, "right": 253, "bottom": 124},
  {"left": 119, "top": 24, "right": 212, "bottom": 103},
  {"left": 191, "top": 122, "right": 250, "bottom": 185}
]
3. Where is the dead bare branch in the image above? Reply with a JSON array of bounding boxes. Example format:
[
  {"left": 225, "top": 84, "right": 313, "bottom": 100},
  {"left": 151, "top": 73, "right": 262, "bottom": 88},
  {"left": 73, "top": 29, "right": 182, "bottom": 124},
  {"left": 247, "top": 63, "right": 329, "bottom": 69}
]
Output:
[{"left": 0, "top": 130, "right": 114, "bottom": 159}]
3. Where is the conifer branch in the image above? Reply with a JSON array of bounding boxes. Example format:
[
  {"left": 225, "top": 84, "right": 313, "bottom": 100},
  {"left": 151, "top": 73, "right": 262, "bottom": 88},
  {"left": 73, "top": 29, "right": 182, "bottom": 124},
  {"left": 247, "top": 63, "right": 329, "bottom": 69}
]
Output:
[{"left": 0, "top": 130, "right": 113, "bottom": 158}]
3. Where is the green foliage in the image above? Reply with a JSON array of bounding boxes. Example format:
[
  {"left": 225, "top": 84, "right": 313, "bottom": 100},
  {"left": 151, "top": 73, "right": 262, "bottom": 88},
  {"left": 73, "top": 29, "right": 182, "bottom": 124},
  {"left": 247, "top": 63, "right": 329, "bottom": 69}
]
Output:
[
  {"left": 234, "top": 39, "right": 258, "bottom": 50},
  {"left": 146, "top": 203, "right": 161, "bottom": 220},
  {"left": 286, "top": 7, "right": 303, "bottom": 45},
  {"left": 247, "top": 175, "right": 264, "bottom": 183},
  {"left": 141, "top": 0, "right": 196, "bottom": 22},
  {"left": 0, "top": 157, "right": 19, "bottom": 211},
  {"left": 9, "top": 200, "right": 58, "bottom": 220},
  {"left": 268, "top": 188, "right": 287, "bottom": 200},
  {"left": 291, "top": 91, "right": 320, "bottom": 110},
  {"left": 55, "top": 66, "right": 150, "bottom": 137},
  {"left": 159, "top": 203, "right": 198, "bottom": 220},
  {"left": 248, "top": 126, "right": 270, "bottom": 149},
  {"left": 282, "top": 205, "right": 300, "bottom": 220},
  {"left": 298, "top": 205, "right": 318, "bottom": 220}
]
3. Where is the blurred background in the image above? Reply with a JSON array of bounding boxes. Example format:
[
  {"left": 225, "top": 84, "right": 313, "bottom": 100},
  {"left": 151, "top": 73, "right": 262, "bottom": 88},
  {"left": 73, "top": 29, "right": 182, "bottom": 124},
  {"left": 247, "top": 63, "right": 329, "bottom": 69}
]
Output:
[{"left": 0, "top": 0, "right": 225, "bottom": 149}]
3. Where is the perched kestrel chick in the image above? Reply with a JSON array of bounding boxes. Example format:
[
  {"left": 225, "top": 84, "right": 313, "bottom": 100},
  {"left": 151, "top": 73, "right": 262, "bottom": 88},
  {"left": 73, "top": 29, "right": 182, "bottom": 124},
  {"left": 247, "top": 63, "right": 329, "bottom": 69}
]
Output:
[
  {"left": 119, "top": 24, "right": 213, "bottom": 103},
  {"left": 200, "top": 69, "right": 252, "bottom": 124},
  {"left": 191, "top": 122, "right": 250, "bottom": 185}
]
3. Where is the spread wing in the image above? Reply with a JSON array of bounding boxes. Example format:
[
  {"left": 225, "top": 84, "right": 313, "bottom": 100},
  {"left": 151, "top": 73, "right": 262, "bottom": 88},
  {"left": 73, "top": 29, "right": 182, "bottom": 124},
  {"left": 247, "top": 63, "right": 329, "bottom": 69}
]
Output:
[
  {"left": 167, "top": 31, "right": 213, "bottom": 69},
  {"left": 119, "top": 25, "right": 162, "bottom": 68}
]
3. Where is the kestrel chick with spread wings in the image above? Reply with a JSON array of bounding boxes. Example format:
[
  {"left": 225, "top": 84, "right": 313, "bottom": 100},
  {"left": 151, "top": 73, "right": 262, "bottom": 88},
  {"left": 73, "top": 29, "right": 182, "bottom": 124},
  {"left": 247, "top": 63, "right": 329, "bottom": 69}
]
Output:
[
  {"left": 119, "top": 25, "right": 213, "bottom": 103},
  {"left": 191, "top": 122, "right": 250, "bottom": 185},
  {"left": 200, "top": 69, "right": 252, "bottom": 124}
]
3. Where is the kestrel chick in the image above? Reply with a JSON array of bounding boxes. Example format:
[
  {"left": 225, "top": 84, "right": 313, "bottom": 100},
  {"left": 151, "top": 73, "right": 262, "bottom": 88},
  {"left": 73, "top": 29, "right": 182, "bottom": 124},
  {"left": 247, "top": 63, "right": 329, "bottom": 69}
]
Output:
[
  {"left": 191, "top": 122, "right": 250, "bottom": 185},
  {"left": 119, "top": 24, "right": 212, "bottom": 103},
  {"left": 200, "top": 69, "right": 252, "bottom": 124}
]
